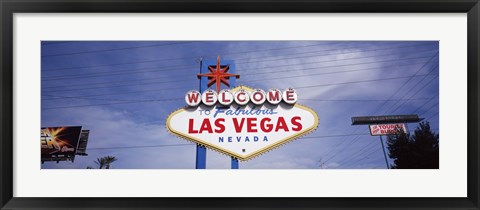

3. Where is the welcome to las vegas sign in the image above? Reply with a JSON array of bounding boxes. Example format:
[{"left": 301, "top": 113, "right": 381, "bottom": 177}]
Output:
[{"left": 166, "top": 86, "right": 319, "bottom": 161}]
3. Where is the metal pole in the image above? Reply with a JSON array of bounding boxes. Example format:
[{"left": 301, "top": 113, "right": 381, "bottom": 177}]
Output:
[
  {"left": 231, "top": 157, "right": 239, "bottom": 169},
  {"left": 195, "top": 145, "right": 206, "bottom": 169},
  {"left": 196, "top": 58, "right": 207, "bottom": 169},
  {"left": 196, "top": 57, "right": 238, "bottom": 169},
  {"left": 379, "top": 135, "right": 389, "bottom": 169},
  {"left": 229, "top": 61, "right": 239, "bottom": 169}
]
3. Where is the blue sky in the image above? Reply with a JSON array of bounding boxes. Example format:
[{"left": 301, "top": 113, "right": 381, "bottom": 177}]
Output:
[{"left": 41, "top": 41, "right": 439, "bottom": 169}]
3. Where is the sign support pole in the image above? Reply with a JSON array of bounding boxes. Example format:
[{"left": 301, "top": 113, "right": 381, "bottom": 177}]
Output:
[
  {"left": 231, "top": 158, "right": 239, "bottom": 169},
  {"left": 195, "top": 55, "right": 239, "bottom": 169},
  {"left": 229, "top": 63, "right": 239, "bottom": 169},
  {"left": 195, "top": 145, "right": 206, "bottom": 169},
  {"left": 379, "top": 135, "right": 389, "bottom": 169},
  {"left": 195, "top": 56, "right": 239, "bottom": 169},
  {"left": 196, "top": 59, "right": 207, "bottom": 169}
]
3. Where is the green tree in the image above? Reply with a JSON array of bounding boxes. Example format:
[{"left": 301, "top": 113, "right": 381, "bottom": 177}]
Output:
[
  {"left": 103, "top": 156, "right": 118, "bottom": 169},
  {"left": 93, "top": 156, "right": 118, "bottom": 169},
  {"left": 387, "top": 122, "right": 439, "bottom": 169},
  {"left": 95, "top": 157, "right": 107, "bottom": 169}
]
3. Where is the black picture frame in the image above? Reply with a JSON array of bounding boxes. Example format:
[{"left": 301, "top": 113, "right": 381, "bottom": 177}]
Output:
[{"left": 1, "top": 0, "right": 479, "bottom": 209}]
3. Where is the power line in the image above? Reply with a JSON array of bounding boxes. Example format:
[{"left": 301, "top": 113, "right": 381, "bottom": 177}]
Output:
[
  {"left": 337, "top": 144, "right": 382, "bottom": 169},
  {"left": 87, "top": 143, "right": 195, "bottom": 150},
  {"left": 42, "top": 94, "right": 183, "bottom": 102},
  {"left": 388, "top": 74, "right": 439, "bottom": 114},
  {"left": 375, "top": 52, "right": 438, "bottom": 114},
  {"left": 411, "top": 97, "right": 436, "bottom": 114},
  {"left": 336, "top": 126, "right": 440, "bottom": 169},
  {"left": 44, "top": 85, "right": 192, "bottom": 99},
  {"left": 43, "top": 91, "right": 437, "bottom": 103},
  {"left": 42, "top": 42, "right": 344, "bottom": 71},
  {"left": 44, "top": 41, "right": 423, "bottom": 72},
  {"left": 42, "top": 64, "right": 195, "bottom": 81},
  {"left": 42, "top": 41, "right": 199, "bottom": 58},
  {"left": 320, "top": 52, "right": 438, "bottom": 167},
  {"left": 41, "top": 50, "right": 431, "bottom": 80},
  {"left": 426, "top": 112, "right": 439, "bottom": 122},
  {"left": 41, "top": 47, "right": 433, "bottom": 81},
  {"left": 41, "top": 73, "right": 437, "bottom": 109},
  {"left": 339, "top": 127, "right": 440, "bottom": 169},
  {"left": 299, "top": 97, "right": 436, "bottom": 102},
  {"left": 294, "top": 73, "right": 437, "bottom": 90},
  {"left": 42, "top": 63, "right": 436, "bottom": 97},
  {"left": 43, "top": 59, "right": 428, "bottom": 91},
  {"left": 241, "top": 56, "right": 430, "bottom": 75},
  {"left": 42, "top": 41, "right": 76, "bottom": 45},
  {"left": 333, "top": 54, "right": 438, "bottom": 160},
  {"left": 42, "top": 98, "right": 183, "bottom": 110},
  {"left": 320, "top": 127, "right": 370, "bottom": 165},
  {"left": 246, "top": 65, "right": 433, "bottom": 84},
  {"left": 339, "top": 147, "right": 382, "bottom": 169},
  {"left": 80, "top": 133, "right": 375, "bottom": 150},
  {"left": 42, "top": 60, "right": 429, "bottom": 93},
  {"left": 419, "top": 102, "right": 439, "bottom": 116},
  {"left": 332, "top": 139, "right": 379, "bottom": 167},
  {"left": 236, "top": 45, "right": 434, "bottom": 67},
  {"left": 43, "top": 74, "right": 194, "bottom": 90},
  {"left": 384, "top": 65, "right": 439, "bottom": 114},
  {"left": 44, "top": 78, "right": 194, "bottom": 93},
  {"left": 236, "top": 43, "right": 432, "bottom": 63},
  {"left": 300, "top": 133, "right": 371, "bottom": 139}
]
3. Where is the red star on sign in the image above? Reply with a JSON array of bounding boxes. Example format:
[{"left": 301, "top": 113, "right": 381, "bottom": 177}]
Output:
[{"left": 197, "top": 55, "right": 240, "bottom": 92}]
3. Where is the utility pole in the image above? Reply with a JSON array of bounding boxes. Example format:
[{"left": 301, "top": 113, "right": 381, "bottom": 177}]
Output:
[{"left": 379, "top": 135, "right": 389, "bottom": 169}]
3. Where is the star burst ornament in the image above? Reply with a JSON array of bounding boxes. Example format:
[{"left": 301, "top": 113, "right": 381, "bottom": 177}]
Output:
[{"left": 197, "top": 55, "right": 240, "bottom": 92}]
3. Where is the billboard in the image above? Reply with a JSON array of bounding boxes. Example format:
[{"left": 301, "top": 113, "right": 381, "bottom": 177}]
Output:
[
  {"left": 41, "top": 126, "right": 82, "bottom": 163},
  {"left": 369, "top": 123, "right": 407, "bottom": 136},
  {"left": 352, "top": 115, "right": 421, "bottom": 125},
  {"left": 167, "top": 86, "right": 319, "bottom": 161},
  {"left": 76, "top": 130, "right": 90, "bottom": 156}
]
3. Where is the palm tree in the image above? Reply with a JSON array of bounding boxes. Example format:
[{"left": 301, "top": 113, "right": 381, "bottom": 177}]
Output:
[
  {"left": 104, "top": 156, "right": 118, "bottom": 169},
  {"left": 93, "top": 156, "right": 118, "bottom": 169},
  {"left": 95, "top": 157, "right": 107, "bottom": 169}
]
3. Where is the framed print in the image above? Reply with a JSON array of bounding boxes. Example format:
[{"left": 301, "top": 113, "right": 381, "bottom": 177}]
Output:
[{"left": 1, "top": 0, "right": 479, "bottom": 209}]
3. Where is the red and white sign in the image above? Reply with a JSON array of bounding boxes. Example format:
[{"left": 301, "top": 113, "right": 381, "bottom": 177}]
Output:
[
  {"left": 167, "top": 86, "right": 318, "bottom": 161},
  {"left": 369, "top": 123, "right": 407, "bottom": 136}
]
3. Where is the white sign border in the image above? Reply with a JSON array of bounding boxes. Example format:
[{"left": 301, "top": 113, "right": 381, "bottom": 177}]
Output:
[{"left": 167, "top": 86, "right": 320, "bottom": 161}]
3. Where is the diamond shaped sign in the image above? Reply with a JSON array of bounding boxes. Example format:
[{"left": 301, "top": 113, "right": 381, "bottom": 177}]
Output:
[{"left": 166, "top": 87, "right": 319, "bottom": 161}]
